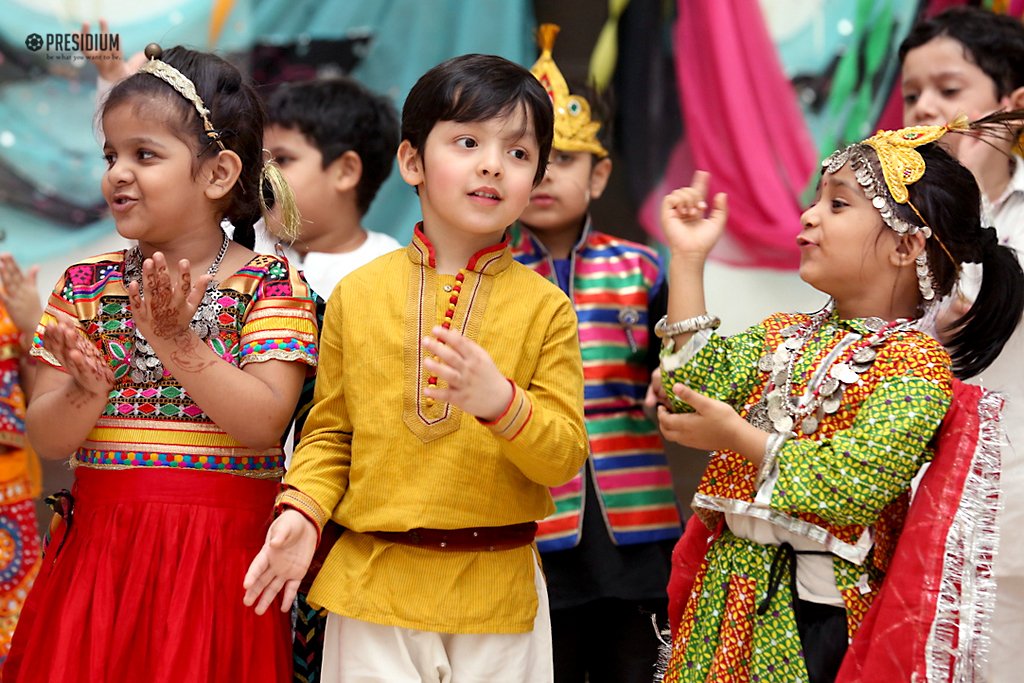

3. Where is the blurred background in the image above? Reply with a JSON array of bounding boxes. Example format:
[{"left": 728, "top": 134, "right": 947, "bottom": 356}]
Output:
[{"left": 1, "top": 0, "right": 1021, "bottom": 522}]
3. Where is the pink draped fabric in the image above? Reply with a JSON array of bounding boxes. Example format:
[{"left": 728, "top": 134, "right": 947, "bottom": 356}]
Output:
[{"left": 663, "top": 0, "right": 818, "bottom": 270}]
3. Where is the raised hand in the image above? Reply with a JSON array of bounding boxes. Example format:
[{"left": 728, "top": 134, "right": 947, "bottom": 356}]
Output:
[
  {"left": 42, "top": 312, "right": 114, "bottom": 395},
  {"left": 78, "top": 19, "right": 146, "bottom": 83},
  {"left": 243, "top": 510, "right": 318, "bottom": 615},
  {"left": 0, "top": 253, "right": 42, "bottom": 337},
  {"left": 128, "top": 253, "right": 212, "bottom": 342},
  {"left": 661, "top": 170, "right": 729, "bottom": 260},
  {"left": 422, "top": 325, "right": 513, "bottom": 421}
]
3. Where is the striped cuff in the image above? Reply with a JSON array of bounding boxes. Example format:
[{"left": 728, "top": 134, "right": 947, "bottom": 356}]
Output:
[
  {"left": 479, "top": 379, "right": 533, "bottom": 441},
  {"left": 275, "top": 485, "right": 329, "bottom": 540}
]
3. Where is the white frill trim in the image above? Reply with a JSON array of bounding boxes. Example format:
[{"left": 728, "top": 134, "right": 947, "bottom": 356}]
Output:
[
  {"left": 692, "top": 493, "right": 872, "bottom": 565},
  {"left": 923, "top": 390, "right": 1003, "bottom": 683}
]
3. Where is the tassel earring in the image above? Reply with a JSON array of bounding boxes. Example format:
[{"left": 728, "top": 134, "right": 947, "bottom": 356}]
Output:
[
  {"left": 916, "top": 252, "right": 935, "bottom": 301},
  {"left": 259, "top": 153, "right": 302, "bottom": 243}
]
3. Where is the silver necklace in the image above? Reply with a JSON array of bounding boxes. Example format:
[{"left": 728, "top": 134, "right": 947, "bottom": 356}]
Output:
[
  {"left": 124, "top": 234, "right": 230, "bottom": 384},
  {"left": 747, "top": 302, "right": 913, "bottom": 435}
]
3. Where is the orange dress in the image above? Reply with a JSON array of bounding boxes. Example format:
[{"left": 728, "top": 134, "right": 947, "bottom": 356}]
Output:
[{"left": 0, "top": 305, "right": 41, "bottom": 672}]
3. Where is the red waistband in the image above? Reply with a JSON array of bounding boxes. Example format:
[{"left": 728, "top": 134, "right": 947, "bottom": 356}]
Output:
[
  {"left": 72, "top": 466, "right": 278, "bottom": 510},
  {"left": 367, "top": 522, "right": 538, "bottom": 552}
]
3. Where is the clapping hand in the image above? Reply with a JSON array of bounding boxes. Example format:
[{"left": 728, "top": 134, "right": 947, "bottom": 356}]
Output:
[
  {"left": 128, "top": 252, "right": 213, "bottom": 343},
  {"left": 42, "top": 312, "right": 114, "bottom": 395},
  {"left": 0, "top": 253, "right": 42, "bottom": 337},
  {"left": 422, "top": 325, "right": 513, "bottom": 421}
]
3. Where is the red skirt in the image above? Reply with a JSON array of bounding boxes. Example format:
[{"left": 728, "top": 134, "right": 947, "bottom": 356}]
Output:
[{"left": 4, "top": 467, "right": 291, "bottom": 683}]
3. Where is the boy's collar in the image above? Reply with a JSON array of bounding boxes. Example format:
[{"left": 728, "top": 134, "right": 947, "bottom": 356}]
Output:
[{"left": 407, "top": 223, "right": 514, "bottom": 275}]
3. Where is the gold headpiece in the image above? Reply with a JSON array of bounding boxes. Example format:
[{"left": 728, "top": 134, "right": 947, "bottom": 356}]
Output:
[
  {"left": 529, "top": 24, "right": 608, "bottom": 158},
  {"left": 138, "top": 43, "right": 226, "bottom": 151},
  {"left": 822, "top": 118, "right": 969, "bottom": 301}
]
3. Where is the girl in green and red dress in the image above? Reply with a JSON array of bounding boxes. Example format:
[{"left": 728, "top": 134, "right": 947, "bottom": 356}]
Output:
[{"left": 653, "top": 119, "right": 1024, "bottom": 682}]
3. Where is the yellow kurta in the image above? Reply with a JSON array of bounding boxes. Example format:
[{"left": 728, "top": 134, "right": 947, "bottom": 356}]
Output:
[{"left": 282, "top": 228, "right": 588, "bottom": 634}]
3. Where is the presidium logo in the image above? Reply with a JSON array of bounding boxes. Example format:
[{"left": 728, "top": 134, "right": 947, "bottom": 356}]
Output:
[{"left": 24, "top": 32, "right": 120, "bottom": 60}]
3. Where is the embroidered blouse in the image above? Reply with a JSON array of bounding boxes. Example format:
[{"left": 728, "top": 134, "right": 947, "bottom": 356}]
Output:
[{"left": 31, "top": 251, "right": 319, "bottom": 479}]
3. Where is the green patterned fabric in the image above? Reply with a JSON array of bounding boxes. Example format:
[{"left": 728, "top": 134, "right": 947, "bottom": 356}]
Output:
[{"left": 659, "top": 310, "right": 954, "bottom": 681}]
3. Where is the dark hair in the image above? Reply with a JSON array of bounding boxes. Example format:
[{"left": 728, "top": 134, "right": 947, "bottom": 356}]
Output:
[
  {"left": 401, "top": 54, "right": 554, "bottom": 186},
  {"left": 899, "top": 7, "right": 1024, "bottom": 99},
  {"left": 266, "top": 77, "right": 399, "bottom": 215},
  {"left": 894, "top": 143, "right": 1024, "bottom": 378},
  {"left": 101, "top": 46, "right": 269, "bottom": 249}
]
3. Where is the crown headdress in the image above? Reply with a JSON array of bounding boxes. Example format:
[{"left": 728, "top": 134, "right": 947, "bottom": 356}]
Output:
[
  {"left": 529, "top": 24, "right": 608, "bottom": 158},
  {"left": 821, "top": 119, "right": 970, "bottom": 301}
]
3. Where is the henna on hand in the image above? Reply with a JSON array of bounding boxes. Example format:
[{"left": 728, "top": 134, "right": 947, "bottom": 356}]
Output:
[
  {"left": 168, "top": 330, "right": 217, "bottom": 374},
  {"left": 148, "top": 263, "right": 187, "bottom": 339}
]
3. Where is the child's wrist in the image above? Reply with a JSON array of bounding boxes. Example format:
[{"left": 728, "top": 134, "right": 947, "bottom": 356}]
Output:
[
  {"left": 479, "top": 378, "right": 515, "bottom": 422},
  {"left": 17, "top": 332, "right": 33, "bottom": 355},
  {"left": 667, "top": 249, "right": 708, "bottom": 269}
]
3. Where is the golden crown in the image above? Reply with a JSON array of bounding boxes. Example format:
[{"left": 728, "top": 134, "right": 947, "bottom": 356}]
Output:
[{"left": 529, "top": 24, "right": 608, "bottom": 158}]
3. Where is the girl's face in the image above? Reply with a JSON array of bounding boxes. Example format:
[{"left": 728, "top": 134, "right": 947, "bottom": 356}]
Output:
[
  {"left": 101, "top": 102, "right": 218, "bottom": 248},
  {"left": 797, "top": 164, "right": 898, "bottom": 302},
  {"left": 902, "top": 36, "right": 1010, "bottom": 132}
]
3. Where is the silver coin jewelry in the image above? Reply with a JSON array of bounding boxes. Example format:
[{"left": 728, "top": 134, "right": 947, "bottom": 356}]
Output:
[
  {"left": 747, "top": 303, "right": 913, "bottom": 436},
  {"left": 123, "top": 234, "right": 230, "bottom": 384}
]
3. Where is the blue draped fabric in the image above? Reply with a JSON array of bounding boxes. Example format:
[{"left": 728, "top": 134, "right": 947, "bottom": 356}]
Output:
[{"left": 0, "top": 0, "right": 533, "bottom": 265}]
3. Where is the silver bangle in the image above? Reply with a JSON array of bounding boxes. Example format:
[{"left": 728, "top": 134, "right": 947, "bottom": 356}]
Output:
[
  {"left": 654, "top": 313, "right": 721, "bottom": 339},
  {"left": 756, "top": 431, "right": 790, "bottom": 487}
]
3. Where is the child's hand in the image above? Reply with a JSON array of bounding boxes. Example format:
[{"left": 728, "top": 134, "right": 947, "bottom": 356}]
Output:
[
  {"left": 661, "top": 170, "right": 728, "bottom": 260},
  {"left": 243, "top": 509, "right": 318, "bottom": 615},
  {"left": 657, "top": 383, "right": 743, "bottom": 452},
  {"left": 422, "top": 326, "right": 513, "bottom": 421},
  {"left": 128, "top": 253, "right": 213, "bottom": 342},
  {"left": 642, "top": 368, "right": 669, "bottom": 421},
  {"left": 42, "top": 312, "right": 114, "bottom": 395},
  {"left": 0, "top": 253, "right": 42, "bottom": 336},
  {"left": 78, "top": 19, "right": 146, "bottom": 83}
]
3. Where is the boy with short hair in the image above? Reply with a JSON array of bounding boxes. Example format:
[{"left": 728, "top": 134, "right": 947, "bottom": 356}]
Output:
[
  {"left": 243, "top": 53, "right": 588, "bottom": 682},
  {"left": 510, "top": 25, "right": 681, "bottom": 682},
  {"left": 899, "top": 9, "right": 1024, "bottom": 681},
  {"left": 262, "top": 77, "right": 402, "bottom": 299}
]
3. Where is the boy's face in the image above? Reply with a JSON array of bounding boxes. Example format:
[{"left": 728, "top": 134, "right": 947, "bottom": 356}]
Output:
[
  {"left": 398, "top": 109, "right": 540, "bottom": 246},
  {"left": 264, "top": 124, "right": 336, "bottom": 242},
  {"left": 520, "top": 149, "right": 611, "bottom": 236},
  {"left": 901, "top": 36, "right": 1011, "bottom": 141}
]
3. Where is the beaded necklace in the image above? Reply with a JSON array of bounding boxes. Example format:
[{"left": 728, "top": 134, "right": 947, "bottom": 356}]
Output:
[
  {"left": 748, "top": 302, "right": 914, "bottom": 435},
  {"left": 123, "top": 234, "right": 229, "bottom": 384}
]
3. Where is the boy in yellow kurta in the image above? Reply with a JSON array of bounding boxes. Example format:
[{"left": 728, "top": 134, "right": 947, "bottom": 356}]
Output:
[{"left": 244, "top": 54, "right": 589, "bottom": 682}]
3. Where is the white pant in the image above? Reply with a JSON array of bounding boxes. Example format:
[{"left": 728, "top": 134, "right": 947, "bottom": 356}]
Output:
[{"left": 321, "top": 559, "right": 553, "bottom": 682}]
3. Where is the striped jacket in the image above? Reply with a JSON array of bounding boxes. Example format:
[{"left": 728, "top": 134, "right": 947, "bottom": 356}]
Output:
[{"left": 510, "top": 222, "right": 682, "bottom": 550}]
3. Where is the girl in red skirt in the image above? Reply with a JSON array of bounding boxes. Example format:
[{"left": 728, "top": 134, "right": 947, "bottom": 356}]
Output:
[{"left": 4, "top": 44, "right": 318, "bottom": 682}]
